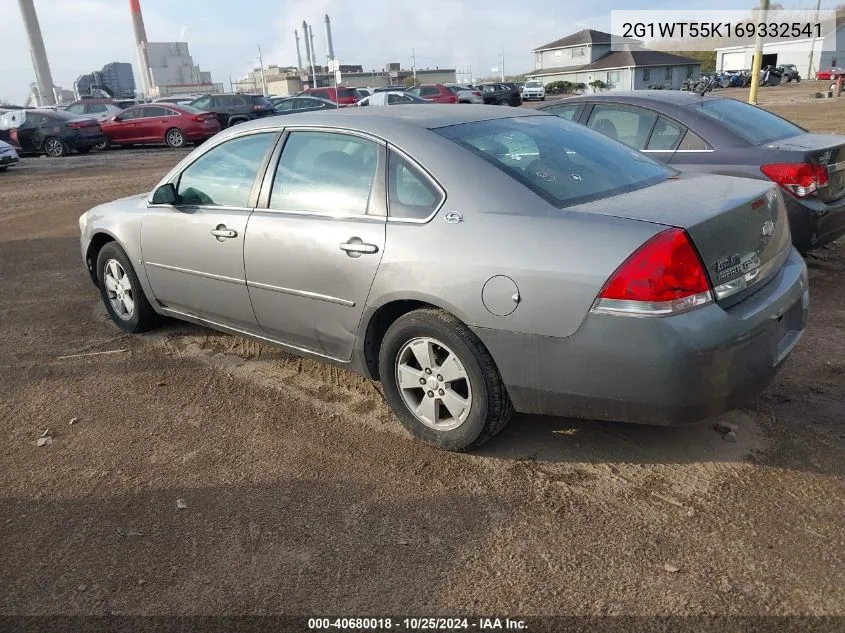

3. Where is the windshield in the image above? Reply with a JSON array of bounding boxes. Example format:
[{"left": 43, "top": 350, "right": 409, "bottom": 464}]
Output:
[
  {"left": 525, "top": 81, "right": 543, "bottom": 88},
  {"left": 690, "top": 98, "right": 804, "bottom": 145},
  {"left": 435, "top": 116, "right": 673, "bottom": 208}
]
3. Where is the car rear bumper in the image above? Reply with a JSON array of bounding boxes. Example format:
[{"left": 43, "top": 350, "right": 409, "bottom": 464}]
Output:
[
  {"left": 0, "top": 154, "right": 18, "bottom": 167},
  {"left": 472, "top": 248, "right": 808, "bottom": 425},
  {"left": 522, "top": 92, "right": 545, "bottom": 100},
  {"left": 72, "top": 133, "right": 106, "bottom": 150},
  {"left": 785, "top": 193, "right": 845, "bottom": 252}
]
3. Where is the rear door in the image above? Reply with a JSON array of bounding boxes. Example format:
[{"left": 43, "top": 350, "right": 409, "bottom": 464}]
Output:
[
  {"left": 210, "top": 96, "right": 232, "bottom": 128},
  {"left": 140, "top": 105, "right": 173, "bottom": 143},
  {"left": 244, "top": 129, "right": 386, "bottom": 359},
  {"left": 15, "top": 112, "right": 47, "bottom": 152}
]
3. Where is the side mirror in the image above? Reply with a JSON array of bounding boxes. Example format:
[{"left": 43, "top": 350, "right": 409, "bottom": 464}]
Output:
[
  {"left": 110, "top": 115, "right": 121, "bottom": 122},
  {"left": 151, "top": 183, "right": 178, "bottom": 205}
]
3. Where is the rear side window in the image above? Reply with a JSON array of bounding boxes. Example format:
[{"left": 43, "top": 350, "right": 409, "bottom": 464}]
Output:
[
  {"left": 143, "top": 106, "right": 171, "bottom": 117},
  {"left": 311, "top": 90, "right": 328, "bottom": 99},
  {"left": 691, "top": 98, "right": 804, "bottom": 144},
  {"left": 87, "top": 104, "right": 108, "bottom": 114},
  {"left": 420, "top": 86, "right": 437, "bottom": 96},
  {"left": 587, "top": 104, "right": 657, "bottom": 150},
  {"left": 191, "top": 96, "right": 211, "bottom": 110},
  {"left": 436, "top": 116, "right": 672, "bottom": 208},
  {"left": 337, "top": 88, "right": 356, "bottom": 98},
  {"left": 177, "top": 133, "right": 275, "bottom": 207},
  {"left": 677, "top": 130, "right": 708, "bottom": 150},
  {"left": 646, "top": 115, "right": 684, "bottom": 150},
  {"left": 388, "top": 150, "right": 443, "bottom": 220}
]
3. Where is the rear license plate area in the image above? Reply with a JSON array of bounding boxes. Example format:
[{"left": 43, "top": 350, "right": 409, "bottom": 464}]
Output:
[{"left": 773, "top": 293, "right": 807, "bottom": 365}]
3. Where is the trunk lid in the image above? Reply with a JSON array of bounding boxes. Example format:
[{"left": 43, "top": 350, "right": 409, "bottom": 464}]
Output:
[
  {"left": 569, "top": 173, "right": 791, "bottom": 303},
  {"left": 763, "top": 133, "right": 845, "bottom": 203}
]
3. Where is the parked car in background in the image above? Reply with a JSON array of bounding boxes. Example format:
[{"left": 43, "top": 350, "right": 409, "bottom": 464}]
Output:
[
  {"left": 477, "top": 83, "right": 522, "bottom": 106},
  {"left": 357, "top": 91, "right": 429, "bottom": 106},
  {"left": 445, "top": 84, "right": 483, "bottom": 104},
  {"left": 99, "top": 104, "right": 220, "bottom": 149},
  {"left": 816, "top": 66, "right": 845, "bottom": 81},
  {"left": 298, "top": 86, "right": 359, "bottom": 106},
  {"left": 406, "top": 84, "right": 457, "bottom": 104},
  {"left": 65, "top": 99, "right": 138, "bottom": 116},
  {"left": 539, "top": 90, "right": 845, "bottom": 252},
  {"left": 7, "top": 109, "right": 104, "bottom": 157},
  {"left": 188, "top": 93, "right": 275, "bottom": 129},
  {"left": 355, "top": 88, "right": 372, "bottom": 100},
  {"left": 779, "top": 64, "right": 801, "bottom": 83},
  {"left": 521, "top": 80, "right": 546, "bottom": 101},
  {"left": 80, "top": 106, "right": 807, "bottom": 452},
  {"left": 272, "top": 96, "right": 337, "bottom": 114},
  {"left": 154, "top": 95, "right": 201, "bottom": 106},
  {"left": 0, "top": 139, "right": 19, "bottom": 171},
  {"left": 373, "top": 85, "right": 409, "bottom": 93}
]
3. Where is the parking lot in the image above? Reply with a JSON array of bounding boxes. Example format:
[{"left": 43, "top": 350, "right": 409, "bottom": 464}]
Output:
[{"left": 1, "top": 93, "right": 844, "bottom": 620}]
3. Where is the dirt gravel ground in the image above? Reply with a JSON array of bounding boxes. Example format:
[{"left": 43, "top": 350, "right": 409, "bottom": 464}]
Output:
[{"left": 0, "top": 95, "right": 844, "bottom": 628}]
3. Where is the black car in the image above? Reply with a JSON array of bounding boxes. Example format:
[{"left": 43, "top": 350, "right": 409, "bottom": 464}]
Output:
[
  {"left": 187, "top": 93, "right": 275, "bottom": 129},
  {"left": 9, "top": 109, "right": 105, "bottom": 157},
  {"left": 271, "top": 96, "right": 337, "bottom": 115},
  {"left": 538, "top": 90, "right": 845, "bottom": 252},
  {"left": 477, "top": 82, "right": 522, "bottom": 107}
]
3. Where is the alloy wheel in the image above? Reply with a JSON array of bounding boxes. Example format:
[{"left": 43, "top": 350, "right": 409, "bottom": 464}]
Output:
[
  {"left": 395, "top": 337, "right": 472, "bottom": 431},
  {"left": 166, "top": 130, "right": 184, "bottom": 147},
  {"left": 44, "top": 138, "right": 64, "bottom": 157},
  {"left": 103, "top": 259, "right": 134, "bottom": 320}
]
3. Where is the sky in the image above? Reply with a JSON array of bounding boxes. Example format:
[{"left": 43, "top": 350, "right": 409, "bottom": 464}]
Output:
[{"left": 1, "top": 0, "right": 840, "bottom": 104}]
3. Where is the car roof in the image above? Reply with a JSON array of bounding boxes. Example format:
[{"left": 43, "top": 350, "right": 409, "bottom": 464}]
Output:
[
  {"left": 222, "top": 104, "right": 550, "bottom": 135},
  {"left": 548, "top": 90, "right": 725, "bottom": 107}
]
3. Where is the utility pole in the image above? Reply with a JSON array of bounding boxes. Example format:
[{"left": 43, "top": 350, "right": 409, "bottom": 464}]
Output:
[
  {"left": 748, "top": 0, "right": 769, "bottom": 105},
  {"left": 412, "top": 48, "right": 417, "bottom": 84},
  {"left": 308, "top": 24, "right": 318, "bottom": 86},
  {"left": 500, "top": 50, "right": 505, "bottom": 82},
  {"left": 469, "top": 65, "right": 473, "bottom": 85},
  {"left": 257, "top": 45, "right": 268, "bottom": 95},
  {"left": 806, "top": 0, "right": 822, "bottom": 80}
]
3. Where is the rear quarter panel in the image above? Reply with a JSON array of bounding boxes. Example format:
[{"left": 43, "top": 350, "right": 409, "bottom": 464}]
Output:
[{"left": 366, "top": 132, "right": 664, "bottom": 338}]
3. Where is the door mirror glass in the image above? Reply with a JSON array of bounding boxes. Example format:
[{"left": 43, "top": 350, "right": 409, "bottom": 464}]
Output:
[
  {"left": 151, "top": 183, "right": 178, "bottom": 205},
  {"left": 110, "top": 115, "right": 121, "bottom": 122}
]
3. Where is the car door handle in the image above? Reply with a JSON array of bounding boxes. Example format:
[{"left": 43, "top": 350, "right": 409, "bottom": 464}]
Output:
[
  {"left": 210, "top": 226, "right": 238, "bottom": 239},
  {"left": 340, "top": 240, "right": 379, "bottom": 255}
]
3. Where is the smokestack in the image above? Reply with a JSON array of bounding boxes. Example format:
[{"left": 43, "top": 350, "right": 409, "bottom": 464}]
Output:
[
  {"left": 129, "top": 0, "right": 153, "bottom": 97},
  {"left": 302, "top": 20, "right": 316, "bottom": 86},
  {"left": 17, "top": 0, "right": 56, "bottom": 106},
  {"left": 324, "top": 14, "right": 335, "bottom": 63},
  {"left": 294, "top": 29, "right": 303, "bottom": 70},
  {"left": 308, "top": 23, "right": 317, "bottom": 69}
]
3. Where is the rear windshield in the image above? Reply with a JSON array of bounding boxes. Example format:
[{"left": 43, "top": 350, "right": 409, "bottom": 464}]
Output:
[
  {"left": 178, "top": 104, "right": 205, "bottom": 114},
  {"left": 337, "top": 88, "right": 357, "bottom": 98},
  {"left": 690, "top": 98, "right": 804, "bottom": 145},
  {"left": 436, "top": 116, "right": 672, "bottom": 208}
]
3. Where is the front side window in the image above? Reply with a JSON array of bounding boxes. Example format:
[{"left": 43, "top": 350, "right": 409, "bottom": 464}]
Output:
[
  {"left": 388, "top": 150, "right": 443, "bottom": 220},
  {"left": 143, "top": 106, "right": 171, "bottom": 118},
  {"left": 119, "top": 107, "right": 144, "bottom": 121},
  {"left": 87, "top": 103, "right": 108, "bottom": 114},
  {"left": 586, "top": 104, "right": 657, "bottom": 150},
  {"left": 435, "top": 116, "right": 672, "bottom": 208},
  {"left": 275, "top": 100, "right": 295, "bottom": 112},
  {"left": 177, "top": 133, "right": 275, "bottom": 207},
  {"left": 269, "top": 131, "right": 379, "bottom": 216}
]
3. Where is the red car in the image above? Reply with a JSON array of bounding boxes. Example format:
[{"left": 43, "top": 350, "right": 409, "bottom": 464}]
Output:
[
  {"left": 405, "top": 84, "right": 457, "bottom": 104},
  {"left": 816, "top": 67, "right": 844, "bottom": 81},
  {"left": 99, "top": 104, "right": 221, "bottom": 149},
  {"left": 299, "top": 86, "right": 359, "bottom": 106}
]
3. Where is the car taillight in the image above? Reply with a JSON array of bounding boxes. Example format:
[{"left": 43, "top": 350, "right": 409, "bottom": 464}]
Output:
[
  {"left": 592, "top": 228, "right": 713, "bottom": 316},
  {"left": 10, "top": 129, "right": 18, "bottom": 143},
  {"left": 760, "top": 163, "right": 829, "bottom": 198},
  {"left": 193, "top": 114, "right": 209, "bottom": 121},
  {"left": 67, "top": 121, "right": 88, "bottom": 129},
  {"left": 473, "top": 91, "right": 482, "bottom": 96}
]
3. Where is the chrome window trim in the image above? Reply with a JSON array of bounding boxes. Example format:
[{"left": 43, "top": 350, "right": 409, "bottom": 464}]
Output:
[
  {"left": 641, "top": 149, "right": 715, "bottom": 153},
  {"left": 385, "top": 144, "right": 447, "bottom": 225}
]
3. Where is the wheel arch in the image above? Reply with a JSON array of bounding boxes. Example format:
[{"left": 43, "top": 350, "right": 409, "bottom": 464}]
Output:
[
  {"left": 360, "top": 296, "right": 479, "bottom": 381},
  {"left": 85, "top": 231, "right": 119, "bottom": 285}
]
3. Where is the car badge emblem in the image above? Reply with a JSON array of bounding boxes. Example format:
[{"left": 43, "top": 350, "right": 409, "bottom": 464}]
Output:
[
  {"left": 444, "top": 211, "right": 463, "bottom": 224},
  {"left": 761, "top": 220, "right": 775, "bottom": 237},
  {"left": 570, "top": 173, "right": 582, "bottom": 181}
]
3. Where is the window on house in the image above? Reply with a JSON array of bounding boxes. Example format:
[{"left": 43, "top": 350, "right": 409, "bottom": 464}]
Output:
[
  {"left": 686, "top": 65, "right": 695, "bottom": 79},
  {"left": 607, "top": 71, "right": 621, "bottom": 85},
  {"left": 643, "top": 68, "right": 651, "bottom": 82},
  {"left": 573, "top": 47, "right": 585, "bottom": 58},
  {"left": 665, "top": 67, "right": 673, "bottom": 80}
]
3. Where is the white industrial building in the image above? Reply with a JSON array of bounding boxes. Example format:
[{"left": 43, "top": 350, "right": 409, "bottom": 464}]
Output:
[
  {"left": 716, "top": 23, "right": 845, "bottom": 78},
  {"left": 143, "top": 42, "right": 222, "bottom": 97}
]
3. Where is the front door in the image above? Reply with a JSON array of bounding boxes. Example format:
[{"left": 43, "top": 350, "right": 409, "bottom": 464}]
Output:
[
  {"left": 141, "top": 132, "right": 278, "bottom": 329},
  {"left": 108, "top": 106, "right": 145, "bottom": 143},
  {"left": 244, "top": 130, "right": 386, "bottom": 359}
]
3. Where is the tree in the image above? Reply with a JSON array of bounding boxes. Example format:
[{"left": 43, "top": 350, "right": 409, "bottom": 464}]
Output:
[
  {"left": 588, "top": 79, "right": 607, "bottom": 92},
  {"left": 573, "top": 82, "right": 587, "bottom": 94},
  {"left": 402, "top": 76, "right": 417, "bottom": 88}
]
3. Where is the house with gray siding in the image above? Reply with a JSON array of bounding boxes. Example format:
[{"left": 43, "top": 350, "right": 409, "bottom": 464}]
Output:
[{"left": 528, "top": 29, "right": 701, "bottom": 91}]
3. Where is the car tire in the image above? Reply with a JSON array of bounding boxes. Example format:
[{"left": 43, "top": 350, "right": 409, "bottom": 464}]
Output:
[
  {"left": 43, "top": 137, "right": 66, "bottom": 157},
  {"left": 378, "top": 308, "right": 513, "bottom": 452},
  {"left": 94, "top": 138, "right": 110, "bottom": 151},
  {"left": 96, "top": 243, "right": 159, "bottom": 334},
  {"left": 540, "top": 96, "right": 546, "bottom": 101},
  {"left": 165, "top": 128, "right": 186, "bottom": 148},
  {"left": 496, "top": 99, "right": 510, "bottom": 106},
  {"left": 227, "top": 117, "right": 247, "bottom": 128}
]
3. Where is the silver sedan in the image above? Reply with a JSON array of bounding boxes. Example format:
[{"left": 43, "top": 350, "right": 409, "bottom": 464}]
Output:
[{"left": 79, "top": 106, "right": 809, "bottom": 451}]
